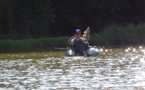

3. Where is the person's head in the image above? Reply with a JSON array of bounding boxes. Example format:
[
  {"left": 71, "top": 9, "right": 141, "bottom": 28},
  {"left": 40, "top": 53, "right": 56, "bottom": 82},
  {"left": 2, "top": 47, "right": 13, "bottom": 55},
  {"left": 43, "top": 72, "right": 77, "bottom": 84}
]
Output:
[{"left": 74, "top": 29, "right": 81, "bottom": 38}]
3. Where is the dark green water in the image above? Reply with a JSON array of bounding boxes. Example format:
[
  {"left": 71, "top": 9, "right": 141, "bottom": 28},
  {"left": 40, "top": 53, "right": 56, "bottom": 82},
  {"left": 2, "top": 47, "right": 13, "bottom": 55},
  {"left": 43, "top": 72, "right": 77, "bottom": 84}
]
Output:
[{"left": 0, "top": 46, "right": 145, "bottom": 90}]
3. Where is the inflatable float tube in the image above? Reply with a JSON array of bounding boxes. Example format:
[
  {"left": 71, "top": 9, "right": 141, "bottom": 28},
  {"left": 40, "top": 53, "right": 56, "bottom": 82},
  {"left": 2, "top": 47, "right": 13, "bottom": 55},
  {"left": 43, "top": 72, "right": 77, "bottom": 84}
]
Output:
[{"left": 65, "top": 46, "right": 100, "bottom": 57}]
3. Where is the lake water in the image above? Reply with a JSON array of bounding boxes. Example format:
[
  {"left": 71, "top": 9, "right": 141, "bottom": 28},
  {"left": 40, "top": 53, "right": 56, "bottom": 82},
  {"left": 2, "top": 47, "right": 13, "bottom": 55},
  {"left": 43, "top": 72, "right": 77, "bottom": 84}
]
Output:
[{"left": 0, "top": 46, "right": 145, "bottom": 90}]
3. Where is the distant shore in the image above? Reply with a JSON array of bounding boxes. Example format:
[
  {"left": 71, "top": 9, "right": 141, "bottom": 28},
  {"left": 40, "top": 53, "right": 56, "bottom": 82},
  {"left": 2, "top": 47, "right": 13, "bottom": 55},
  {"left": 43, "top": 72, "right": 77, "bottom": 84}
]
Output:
[{"left": 0, "top": 23, "right": 145, "bottom": 53}]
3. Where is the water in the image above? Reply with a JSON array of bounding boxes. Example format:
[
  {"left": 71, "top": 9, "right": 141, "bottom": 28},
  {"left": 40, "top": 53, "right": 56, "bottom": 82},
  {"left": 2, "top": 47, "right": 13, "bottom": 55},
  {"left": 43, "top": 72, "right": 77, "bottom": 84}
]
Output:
[{"left": 0, "top": 46, "right": 145, "bottom": 90}]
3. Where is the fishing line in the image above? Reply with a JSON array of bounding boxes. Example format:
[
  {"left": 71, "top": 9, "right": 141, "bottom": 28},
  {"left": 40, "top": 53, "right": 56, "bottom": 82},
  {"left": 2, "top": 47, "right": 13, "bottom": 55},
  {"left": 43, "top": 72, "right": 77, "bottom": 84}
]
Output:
[
  {"left": 90, "top": 33, "right": 101, "bottom": 48},
  {"left": 94, "top": 33, "right": 112, "bottom": 48}
]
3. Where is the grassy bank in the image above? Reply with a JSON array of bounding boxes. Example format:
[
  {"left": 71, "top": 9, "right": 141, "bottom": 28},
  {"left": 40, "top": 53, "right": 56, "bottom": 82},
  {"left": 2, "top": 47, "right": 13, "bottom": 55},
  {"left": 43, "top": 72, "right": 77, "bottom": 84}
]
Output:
[
  {"left": 0, "top": 23, "right": 145, "bottom": 52},
  {"left": 0, "top": 37, "right": 69, "bottom": 52}
]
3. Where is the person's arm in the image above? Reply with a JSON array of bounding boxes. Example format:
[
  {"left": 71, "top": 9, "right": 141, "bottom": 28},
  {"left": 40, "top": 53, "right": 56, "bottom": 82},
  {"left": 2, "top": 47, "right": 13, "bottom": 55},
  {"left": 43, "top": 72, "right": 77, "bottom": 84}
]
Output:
[
  {"left": 85, "top": 27, "right": 90, "bottom": 40},
  {"left": 68, "top": 36, "right": 75, "bottom": 45}
]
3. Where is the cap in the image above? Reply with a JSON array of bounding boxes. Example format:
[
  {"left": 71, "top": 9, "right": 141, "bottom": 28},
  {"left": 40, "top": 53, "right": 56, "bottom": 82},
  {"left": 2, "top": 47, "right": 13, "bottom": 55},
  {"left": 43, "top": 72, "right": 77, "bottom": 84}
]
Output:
[{"left": 75, "top": 29, "right": 81, "bottom": 34}]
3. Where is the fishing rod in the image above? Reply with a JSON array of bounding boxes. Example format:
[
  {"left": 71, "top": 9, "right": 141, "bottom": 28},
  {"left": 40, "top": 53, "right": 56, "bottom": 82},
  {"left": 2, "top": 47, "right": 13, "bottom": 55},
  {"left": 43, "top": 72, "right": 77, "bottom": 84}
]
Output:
[
  {"left": 54, "top": 45, "right": 72, "bottom": 50},
  {"left": 54, "top": 47, "right": 68, "bottom": 50}
]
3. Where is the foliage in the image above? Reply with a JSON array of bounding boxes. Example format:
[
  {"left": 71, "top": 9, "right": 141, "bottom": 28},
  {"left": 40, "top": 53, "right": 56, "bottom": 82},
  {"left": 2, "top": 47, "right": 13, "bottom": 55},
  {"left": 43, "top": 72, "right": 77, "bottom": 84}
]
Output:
[
  {"left": 1, "top": 23, "right": 145, "bottom": 52},
  {"left": 0, "top": 0, "right": 145, "bottom": 39},
  {"left": 96, "top": 23, "right": 145, "bottom": 45}
]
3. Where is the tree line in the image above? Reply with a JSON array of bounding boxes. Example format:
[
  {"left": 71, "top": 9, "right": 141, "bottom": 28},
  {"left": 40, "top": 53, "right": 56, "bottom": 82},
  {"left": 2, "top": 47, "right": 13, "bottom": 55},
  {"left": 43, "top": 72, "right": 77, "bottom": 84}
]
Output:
[{"left": 0, "top": 0, "right": 145, "bottom": 39}]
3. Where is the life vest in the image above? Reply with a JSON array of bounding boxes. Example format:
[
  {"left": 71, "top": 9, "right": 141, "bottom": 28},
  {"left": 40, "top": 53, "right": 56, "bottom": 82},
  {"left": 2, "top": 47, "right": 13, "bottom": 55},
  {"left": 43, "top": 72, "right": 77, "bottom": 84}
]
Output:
[
  {"left": 73, "top": 39, "right": 86, "bottom": 52},
  {"left": 82, "top": 37, "right": 89, "bottom": 50}
]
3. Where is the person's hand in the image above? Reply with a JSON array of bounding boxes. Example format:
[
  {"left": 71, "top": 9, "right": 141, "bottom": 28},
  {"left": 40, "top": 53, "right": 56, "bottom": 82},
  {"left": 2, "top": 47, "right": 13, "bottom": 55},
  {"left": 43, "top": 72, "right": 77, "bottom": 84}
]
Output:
[{"left": 68, "top": 36, "right": 75, "bottom": 44}]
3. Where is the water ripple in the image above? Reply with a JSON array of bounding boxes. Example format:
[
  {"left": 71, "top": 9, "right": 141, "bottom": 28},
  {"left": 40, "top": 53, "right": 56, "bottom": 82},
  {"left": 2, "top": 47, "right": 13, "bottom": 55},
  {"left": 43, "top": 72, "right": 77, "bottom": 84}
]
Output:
[{"left": 0, "top": 47, "right": 145, "bottom": 89}]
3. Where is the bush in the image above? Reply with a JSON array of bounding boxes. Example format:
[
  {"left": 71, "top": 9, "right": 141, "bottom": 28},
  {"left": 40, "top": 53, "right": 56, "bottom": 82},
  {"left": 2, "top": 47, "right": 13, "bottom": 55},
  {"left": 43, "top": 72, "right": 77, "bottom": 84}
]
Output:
[{"left": 93, "top": 23, "right": 145, "bottom": 45}]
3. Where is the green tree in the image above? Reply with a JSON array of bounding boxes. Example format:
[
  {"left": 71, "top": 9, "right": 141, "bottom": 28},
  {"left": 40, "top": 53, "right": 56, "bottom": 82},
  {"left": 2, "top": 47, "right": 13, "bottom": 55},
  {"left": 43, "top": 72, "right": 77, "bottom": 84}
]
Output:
[{"left": 14, "top": 0, "right": 55, "bottom": 38}]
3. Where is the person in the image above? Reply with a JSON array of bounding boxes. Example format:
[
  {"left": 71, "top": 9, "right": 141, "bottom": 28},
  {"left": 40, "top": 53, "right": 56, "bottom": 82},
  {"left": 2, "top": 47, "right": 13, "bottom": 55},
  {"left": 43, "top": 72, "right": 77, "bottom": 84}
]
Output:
[{"left": 68, "top": 27, "right": 90, "bottom": 56}]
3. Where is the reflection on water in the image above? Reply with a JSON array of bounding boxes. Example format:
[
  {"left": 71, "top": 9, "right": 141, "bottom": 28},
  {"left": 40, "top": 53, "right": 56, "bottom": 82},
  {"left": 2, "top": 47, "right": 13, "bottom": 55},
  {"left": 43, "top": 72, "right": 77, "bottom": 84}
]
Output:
[{"left": 0, "top": 46, "right": 145, "bottom": 90}]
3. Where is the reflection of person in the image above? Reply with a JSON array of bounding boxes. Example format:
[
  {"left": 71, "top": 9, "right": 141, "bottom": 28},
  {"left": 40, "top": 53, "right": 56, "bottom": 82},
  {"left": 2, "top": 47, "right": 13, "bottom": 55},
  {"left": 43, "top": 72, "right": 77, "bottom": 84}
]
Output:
[{"left": 68, "top": 27, "right": 90, "bottom": 56}]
